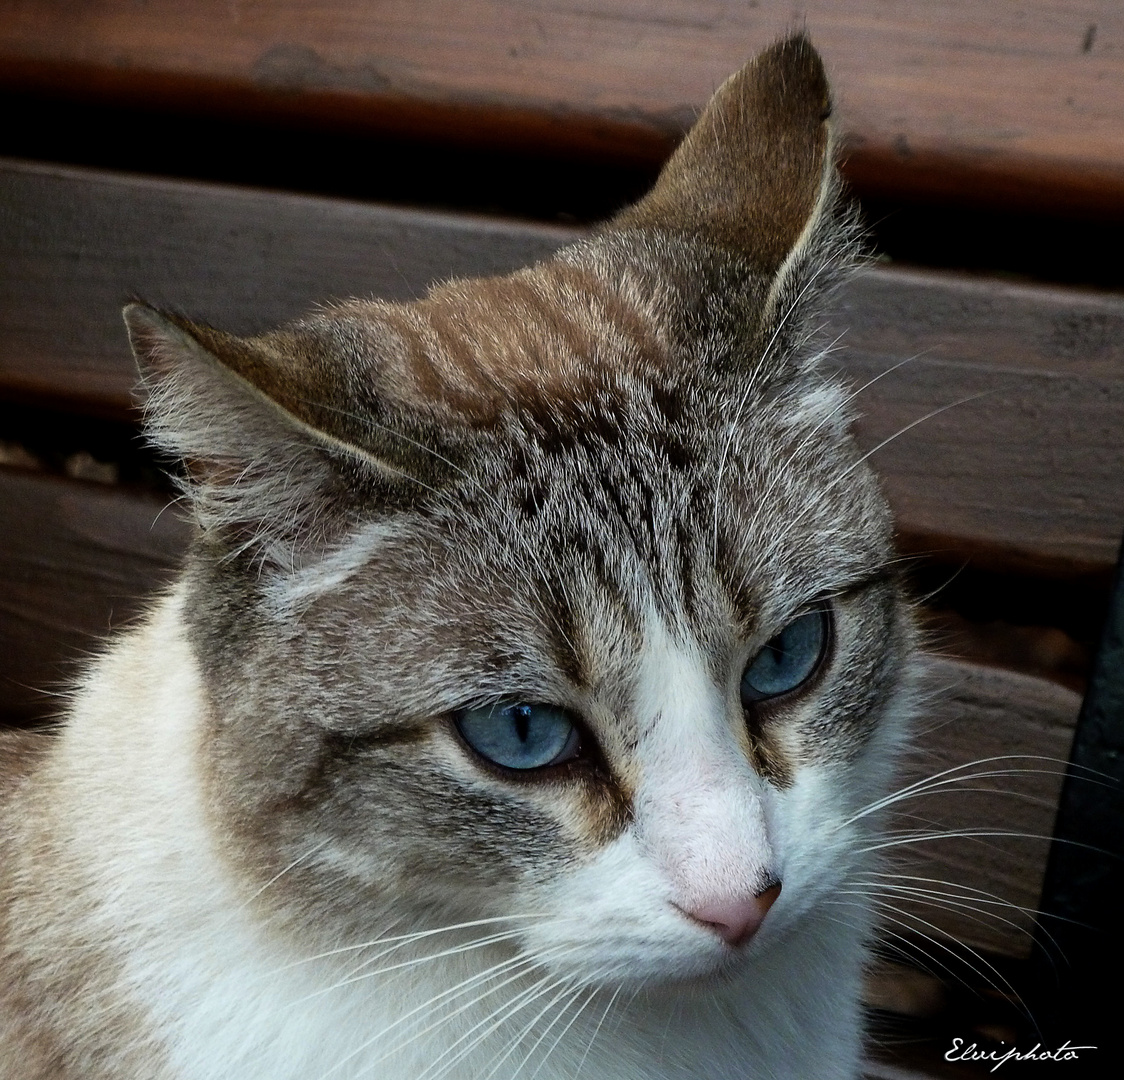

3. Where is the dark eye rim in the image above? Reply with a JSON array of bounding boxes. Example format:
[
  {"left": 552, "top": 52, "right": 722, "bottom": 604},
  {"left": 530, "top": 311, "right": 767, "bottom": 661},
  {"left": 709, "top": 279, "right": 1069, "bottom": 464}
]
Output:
[
  {"left": 740, "top": 605, "right": 835, "bottom": 711},
  {"left": 449, "top": 701, "right": 606, "bottom": 783}
]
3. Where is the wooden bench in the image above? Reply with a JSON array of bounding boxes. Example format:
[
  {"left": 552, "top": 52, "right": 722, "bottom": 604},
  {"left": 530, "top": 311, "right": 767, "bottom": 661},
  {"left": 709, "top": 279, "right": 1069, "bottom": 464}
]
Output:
[{"left": 1, "top": 2, "right": 1122, "bottom": 1074}]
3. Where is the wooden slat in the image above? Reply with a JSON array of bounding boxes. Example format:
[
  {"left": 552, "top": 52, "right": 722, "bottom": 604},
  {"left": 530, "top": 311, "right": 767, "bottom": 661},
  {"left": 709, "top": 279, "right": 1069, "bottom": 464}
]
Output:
[
  {"left": 0, "top": 160, "right": 574, "bottom": 417},
  {"left": 838, "top": 270, "right": 1124, "bottom": 574},
  {"left": 0, "top": 468, "right": 1079, "bottom": 958},
  {"left": 0, "top": 468, "right": 191, "bottom": 723},
  {"left": 895, "top": 658, "right": 1079, "bottom": 959},
  {"left": 2, "top": 159, "right": 1122, "bottom": 572},
  {"left": 0, "top": 1, "right": 1122, "bottom": 215}
]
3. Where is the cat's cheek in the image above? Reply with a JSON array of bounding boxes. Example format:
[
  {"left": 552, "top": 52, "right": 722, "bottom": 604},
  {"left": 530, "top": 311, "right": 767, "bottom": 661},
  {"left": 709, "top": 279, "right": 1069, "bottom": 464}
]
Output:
[
  {"left": 763, "top": 755, "right": 904, "bottom": 947},
  {"left": 793, "top": 586, "right": 914, "bottom": 764}
]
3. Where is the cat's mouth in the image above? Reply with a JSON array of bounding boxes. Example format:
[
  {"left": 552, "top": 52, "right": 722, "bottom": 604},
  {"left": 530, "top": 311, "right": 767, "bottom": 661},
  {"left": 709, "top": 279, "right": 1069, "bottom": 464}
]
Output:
[
  {"left": 536, "top": 942, "right": 763, "bottom": 994},
  {"left": 521, "top": 908, "right": 784, "bottom": 991}
]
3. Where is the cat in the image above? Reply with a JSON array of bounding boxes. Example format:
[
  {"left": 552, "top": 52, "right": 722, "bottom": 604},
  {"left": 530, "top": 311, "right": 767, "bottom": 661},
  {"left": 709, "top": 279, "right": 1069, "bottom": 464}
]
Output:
[{"left": 0, "top": 34, "right": 918, "bottom": 1080}]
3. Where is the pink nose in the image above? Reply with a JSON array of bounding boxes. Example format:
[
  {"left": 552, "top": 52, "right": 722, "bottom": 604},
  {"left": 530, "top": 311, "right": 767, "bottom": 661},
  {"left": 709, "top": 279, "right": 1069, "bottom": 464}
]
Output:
[{"left": 681, "top": 882, "right": 782, "bottom": 947}]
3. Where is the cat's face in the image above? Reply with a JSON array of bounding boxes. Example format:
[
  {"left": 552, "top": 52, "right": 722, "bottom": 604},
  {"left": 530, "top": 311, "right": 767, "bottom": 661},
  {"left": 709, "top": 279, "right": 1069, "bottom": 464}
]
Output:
[{"left": 127, "top": 36, "right": 914, "bottom": 990}]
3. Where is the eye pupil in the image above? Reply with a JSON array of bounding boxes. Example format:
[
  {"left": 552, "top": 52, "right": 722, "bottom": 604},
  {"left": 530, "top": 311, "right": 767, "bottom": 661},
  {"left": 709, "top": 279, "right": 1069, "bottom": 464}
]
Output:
[
  {"left": 740, "top": 609, "right": 829, "bottom": 705},
  {"left": 513, "top": 705, "right": 531, "bottom": 744}
]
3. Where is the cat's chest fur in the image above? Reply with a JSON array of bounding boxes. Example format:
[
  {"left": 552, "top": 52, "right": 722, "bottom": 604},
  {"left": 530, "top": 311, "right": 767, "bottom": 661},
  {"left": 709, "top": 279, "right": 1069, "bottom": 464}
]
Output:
[{"left": 2, "top": 35, "right": 916, "bottom": 1080}]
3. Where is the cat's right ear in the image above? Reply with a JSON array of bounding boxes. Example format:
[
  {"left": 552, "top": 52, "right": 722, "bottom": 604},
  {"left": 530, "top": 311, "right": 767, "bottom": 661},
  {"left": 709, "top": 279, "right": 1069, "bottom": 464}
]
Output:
[
  {"left": 124, "top": 304, "right": 431, "bottom": 570},
  {"left": 614, "top": 33, "right": 834, "bottom": 275},
  {"left": 607, "top": 34, "right": 854, "bottom": 362}
]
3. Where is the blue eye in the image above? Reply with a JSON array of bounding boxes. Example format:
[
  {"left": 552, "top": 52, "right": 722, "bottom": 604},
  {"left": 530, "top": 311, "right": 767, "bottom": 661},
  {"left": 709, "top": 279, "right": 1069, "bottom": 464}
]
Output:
[
  {"left": 740, "top": 609, "right": 829, "bottom": 704},
  {"left": 454, "top": 702, "right": 581, "bottom": 771}
]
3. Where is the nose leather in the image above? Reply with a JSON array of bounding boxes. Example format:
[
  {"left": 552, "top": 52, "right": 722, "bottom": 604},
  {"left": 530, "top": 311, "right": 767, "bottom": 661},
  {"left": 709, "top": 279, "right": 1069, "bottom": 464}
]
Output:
[{"left": 682, "top": 881, "right": 782, "bottom": 947}]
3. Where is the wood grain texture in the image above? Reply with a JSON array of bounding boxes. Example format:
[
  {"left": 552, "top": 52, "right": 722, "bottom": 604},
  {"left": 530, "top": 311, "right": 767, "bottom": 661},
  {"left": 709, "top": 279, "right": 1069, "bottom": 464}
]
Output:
[
  {"left": 2, "top": 159, "right": 1122, "bottom": 571},
  {"left": 0, "top": 468, "right": 1079, "bottom": 956},
  {"left": 893, "top": 658, "right": 1080, "bottom": 958},
  {"left": 0, "top": 160, "right": 575, "bottom": 417},
  {"left": 839, "top": 269, "right": 1124, "bottom": 573},
  {"left": 0, "top": 468, "right": 191, "bottom": 724},
  {"left": 0, "top": 1, "right": 1121, "bottom": 215}
]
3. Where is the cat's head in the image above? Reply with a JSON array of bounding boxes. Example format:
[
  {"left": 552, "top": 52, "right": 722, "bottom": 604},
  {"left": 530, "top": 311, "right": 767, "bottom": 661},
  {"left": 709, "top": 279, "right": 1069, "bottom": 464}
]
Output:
[{"left": 126, "top": 34, "right": 914, "bottom": 986}]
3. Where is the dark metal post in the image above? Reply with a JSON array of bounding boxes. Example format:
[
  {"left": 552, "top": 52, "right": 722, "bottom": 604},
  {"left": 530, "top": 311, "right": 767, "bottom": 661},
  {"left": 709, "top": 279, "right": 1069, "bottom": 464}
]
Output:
[{"left": 1029, "top": 538, "right": 1124, "bottom": 1075}]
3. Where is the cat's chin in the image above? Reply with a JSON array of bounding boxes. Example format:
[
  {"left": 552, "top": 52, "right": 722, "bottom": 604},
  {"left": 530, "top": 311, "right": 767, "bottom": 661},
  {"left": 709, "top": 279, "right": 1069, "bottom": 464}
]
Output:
[{"left": 527, "top": 946, "right": 761, "bottom": 1001}]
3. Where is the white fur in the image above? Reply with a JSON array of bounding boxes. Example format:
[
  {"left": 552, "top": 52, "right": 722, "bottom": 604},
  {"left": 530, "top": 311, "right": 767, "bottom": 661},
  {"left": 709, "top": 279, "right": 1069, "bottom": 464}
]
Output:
[{"left": 266, "top": 518, "right": 411, "bottom": 608}]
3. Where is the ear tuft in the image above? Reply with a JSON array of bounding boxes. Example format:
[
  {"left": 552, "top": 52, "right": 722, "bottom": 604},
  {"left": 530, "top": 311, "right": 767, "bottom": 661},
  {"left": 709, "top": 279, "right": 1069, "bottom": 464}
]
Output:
[{"left": 123, "top": 301, "right": 181, "bottom": 373}]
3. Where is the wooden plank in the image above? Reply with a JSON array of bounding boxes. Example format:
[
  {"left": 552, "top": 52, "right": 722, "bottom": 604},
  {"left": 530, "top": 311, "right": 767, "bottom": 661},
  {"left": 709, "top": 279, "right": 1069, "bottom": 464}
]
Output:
[
  {"left": 0, "top": 468, "right": 191, "bottom": 723},
  {"left": 893, "top": 658, "right": 1079, "bottom": 959},
  {"left": 2, "top": 159, "right": 1122, "bottom": 572},
  {"left": 0, "top": 160, "right": 575, "bottom": 417},
  {"left": 0, "top": 1, "right": 1121, "bottom": 216},
  {"left": 838, "top": 269, "right": 1124, "bottom": 574},
  {"left": 0, "top": 468, "right": 1079, "bottom": 957}
]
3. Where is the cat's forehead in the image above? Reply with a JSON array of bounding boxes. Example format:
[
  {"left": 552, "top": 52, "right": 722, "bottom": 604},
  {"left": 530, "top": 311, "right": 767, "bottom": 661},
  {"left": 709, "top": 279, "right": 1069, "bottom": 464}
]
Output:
[
  {"left": 319, "top": 253, "right": 684, "bottom": 427},
  {"left": 274, "top": 245, "right": 888, "bottom": 672},
  {"left": 314, "top": 379, "right": 890, "bottom": 694}
]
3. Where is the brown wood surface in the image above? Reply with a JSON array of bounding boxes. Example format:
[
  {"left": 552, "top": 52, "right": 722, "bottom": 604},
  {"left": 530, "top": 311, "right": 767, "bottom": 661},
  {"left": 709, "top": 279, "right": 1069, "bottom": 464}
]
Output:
[
  {"left": 0, "top": 466, "right": 1079, "bottom": 957},
  {"left": 0, "top": 2, "right": 1121, "bottom": 216},
  {"left": 0, "top": 468, "right": 191, "bottom": 724},
  {"left": 2, "top": 159, "right": 1122, "bottom": 573},
  {"left": 894, "top": 657, "right": 1079, "bottom": 959},
  {"left": 838, "top": 268, "right": 1124, "bottom": 574}
]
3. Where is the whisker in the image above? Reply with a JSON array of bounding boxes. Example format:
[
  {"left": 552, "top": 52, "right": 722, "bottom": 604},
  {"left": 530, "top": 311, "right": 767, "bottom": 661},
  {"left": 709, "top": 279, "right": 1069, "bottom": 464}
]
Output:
[
  {"left": 312, "top": 945, "right": 565, "bottom": 1080},
  {"left": 868, "top": 775, "right": 1073, "bottom": 816},
  {"left": 239, "top": 839, "right": 332, "bottom": 909},
  {"left": 528, "top": 981, "right": 604, "bottom": 1080},
  {"left": 485, "top": 976, "right": 585, "bottom": 1080},
  {"left": 264, "top": 914, "right": 550, "bottom": 978},
  {"left": 859, "top": 828, "right": 1106, "bottom": 856},
  {"left": 572, "top": 979, "right": 623, "bottom": 1079},
  {"left": 840, "top": 754, "right": 1109, "bottom": 830},
  {"left": 861, "top": 872, "right": 1038, "bottom": 912},
  {"left": 858, "top": 872, "right": 1071, "bottom": 954},
  {"left": 302, "top": 928, "right": 531, "bottom": 1003},
  {"left": 744, "top": 387, "right": 994, "bottom": 584},
  {"left": 841, "top": 886, "right": 1035, "bottom": 945},
  {"left": 400, "top": 977, "right": 554, "bottom": 1080},
  {"left": 416, "top": 959, "right": 581, "bottom": 1080},
  {"left": 864, "top": 900, "right": 1026, "bottom": 1008},
  {"left": 829, "top": 900, "right": 1012, "bottom": 1006},
  {"left": 399, "top": 947, "right": 583, "bottom": 1080},
  {"left": 841, "top": 391, "right": 994, "bottom": 480}
]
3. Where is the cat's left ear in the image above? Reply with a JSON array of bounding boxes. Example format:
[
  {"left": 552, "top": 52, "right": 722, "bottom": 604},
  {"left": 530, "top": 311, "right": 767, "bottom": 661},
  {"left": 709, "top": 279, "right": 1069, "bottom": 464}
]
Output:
[{"left": 124, "top": 304, "right": 454, "bottom": 570}]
